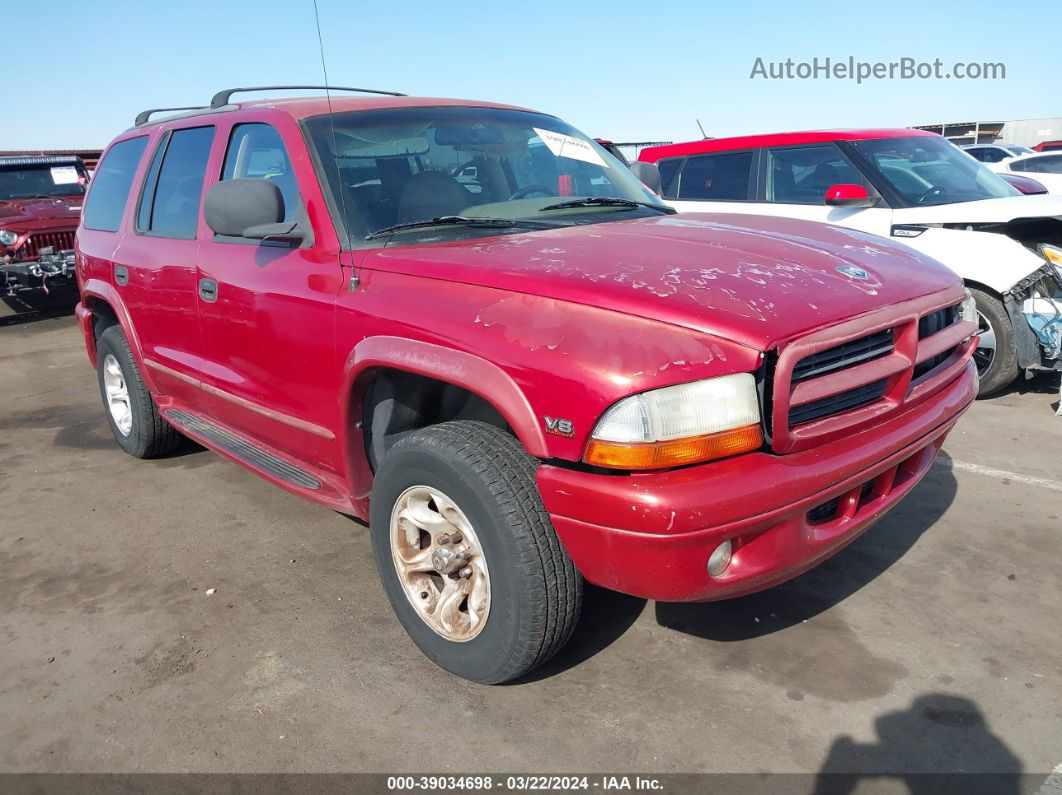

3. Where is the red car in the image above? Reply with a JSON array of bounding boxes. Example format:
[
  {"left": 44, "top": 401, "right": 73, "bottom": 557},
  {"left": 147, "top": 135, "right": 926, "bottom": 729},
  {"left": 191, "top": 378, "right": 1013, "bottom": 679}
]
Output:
[
  {"left": 75, "top": 88, "right": 977, "bottom": 682},
  {"left": 1033, "top": 140, "right": 1062, "bottom": 152},
  {"left": 1, "top": 155, "right": 87, "bottom": 306}
]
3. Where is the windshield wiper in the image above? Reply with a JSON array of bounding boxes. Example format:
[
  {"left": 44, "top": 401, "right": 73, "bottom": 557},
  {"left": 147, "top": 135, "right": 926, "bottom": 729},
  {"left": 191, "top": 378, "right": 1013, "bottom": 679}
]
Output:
[
  {"left": 366, "top": 215, "right": 559, "bottom": 240},
  {"left": 539, "top": 196, "right": 675, "bottom": 214}
]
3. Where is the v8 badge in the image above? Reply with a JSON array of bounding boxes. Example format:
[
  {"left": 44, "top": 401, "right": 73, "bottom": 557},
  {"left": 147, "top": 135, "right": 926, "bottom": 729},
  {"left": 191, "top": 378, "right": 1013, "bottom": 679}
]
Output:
[{"left": 543, "top": 415, "right": 575, "bottom": 438}]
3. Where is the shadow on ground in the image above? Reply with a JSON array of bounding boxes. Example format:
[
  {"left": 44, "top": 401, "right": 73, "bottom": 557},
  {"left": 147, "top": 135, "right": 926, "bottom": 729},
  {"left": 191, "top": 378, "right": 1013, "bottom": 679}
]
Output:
[{"left": 812, "top": 693, "right": 1023, "bottom": 794}]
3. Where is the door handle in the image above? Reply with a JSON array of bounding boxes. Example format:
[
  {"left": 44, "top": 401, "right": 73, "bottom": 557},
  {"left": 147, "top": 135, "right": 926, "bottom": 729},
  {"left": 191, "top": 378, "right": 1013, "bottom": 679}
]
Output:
[
  {"left": 114, "top": 265, "right": 129, "bottom": 286},
  {"left": 199, "top": 277, "right": 218, "bottom": 302}
]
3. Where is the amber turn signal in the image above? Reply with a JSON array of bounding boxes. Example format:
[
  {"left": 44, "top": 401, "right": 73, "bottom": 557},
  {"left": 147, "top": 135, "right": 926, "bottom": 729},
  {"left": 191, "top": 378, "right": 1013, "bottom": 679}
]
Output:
[{"left": 584, "top": 424, "right": 763, "bottom": 470}]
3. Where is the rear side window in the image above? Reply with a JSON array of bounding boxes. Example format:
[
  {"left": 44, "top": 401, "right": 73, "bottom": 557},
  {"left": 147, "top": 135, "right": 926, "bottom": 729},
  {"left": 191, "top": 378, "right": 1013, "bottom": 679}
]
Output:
[
  {"left": 676, "top": 151, "right": 754, "bottom": 201},
  {"left": 138, "top": 126, "right": 214, "bottom": 239},
  {"left": 221, "top": 123, "right": 300, "bottom": 223},
  {"left": 1012, "top": 155, "right": 1062, "bottom": 174},
  {"left": 657, "top": 158, "right": 683, "bottom": 198},
  {"left": 980, "top": 147, "right": 1008, "bottom": 163},
  {"left": 82, "top": 137, "right": 148, "bottom": 232},
  {"left": 767, "top": 145, "right": 869, "bottom": 204}
]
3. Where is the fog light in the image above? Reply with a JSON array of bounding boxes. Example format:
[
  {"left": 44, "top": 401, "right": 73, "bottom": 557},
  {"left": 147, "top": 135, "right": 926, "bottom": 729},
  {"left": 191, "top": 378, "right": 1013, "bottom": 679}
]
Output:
[{"left": 707, "top": 540, "right": 732, "bottom": 577}]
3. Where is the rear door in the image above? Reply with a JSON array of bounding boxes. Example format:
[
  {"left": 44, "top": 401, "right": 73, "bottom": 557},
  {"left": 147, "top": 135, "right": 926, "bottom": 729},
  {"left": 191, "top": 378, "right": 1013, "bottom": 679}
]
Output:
[
  {"left": 194, "top": 119, "right": 343, "bottom": 470},
  {"left": 660, "top": 150, "right": 760, "bottom": 216},
  {"left": 112, "top": 125, "right": 215, "bottom": 403}
]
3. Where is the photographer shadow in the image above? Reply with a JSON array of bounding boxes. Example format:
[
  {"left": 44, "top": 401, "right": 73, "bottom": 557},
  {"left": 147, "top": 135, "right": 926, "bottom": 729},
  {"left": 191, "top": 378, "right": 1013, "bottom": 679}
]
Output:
[{"left": 813, "top": 694, "right": 1023, "bottom": 795}]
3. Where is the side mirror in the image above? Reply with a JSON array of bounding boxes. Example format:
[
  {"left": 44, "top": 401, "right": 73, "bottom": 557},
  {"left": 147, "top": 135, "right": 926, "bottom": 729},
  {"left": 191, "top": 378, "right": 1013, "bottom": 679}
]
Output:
[
  {"left": 824, "top": 183, "right": 878, "bottom": 208},
  {"left": 629, "top": 161, "right": 662, "bottom": 195},
  {"left": 204, "top": 178, "right": 306, "bottom": 243}
]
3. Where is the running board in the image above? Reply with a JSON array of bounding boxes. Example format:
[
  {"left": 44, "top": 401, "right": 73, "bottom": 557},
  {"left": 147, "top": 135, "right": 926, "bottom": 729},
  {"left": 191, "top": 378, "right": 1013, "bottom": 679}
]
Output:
[{"left": 164, "top": 409, "right": 321, "bottom": 490}]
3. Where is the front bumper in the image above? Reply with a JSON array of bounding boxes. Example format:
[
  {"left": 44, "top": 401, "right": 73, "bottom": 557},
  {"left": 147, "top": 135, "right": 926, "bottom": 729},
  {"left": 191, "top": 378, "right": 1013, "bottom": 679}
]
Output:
[{"left": 537, "top": 359, "right": 977, "bottom": 602}]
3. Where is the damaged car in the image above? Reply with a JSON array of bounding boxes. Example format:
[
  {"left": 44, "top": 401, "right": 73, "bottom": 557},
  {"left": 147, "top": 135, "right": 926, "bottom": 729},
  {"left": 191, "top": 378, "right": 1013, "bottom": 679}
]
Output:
[
  {"left": 636, "top": 130, "right": 1062, "bottom": 395},
  {"left": 77, "top": 89, "right": 978, "bottom": 682},
  {"left": 0, "top": 155, "right": 87, "bottom": 308}
]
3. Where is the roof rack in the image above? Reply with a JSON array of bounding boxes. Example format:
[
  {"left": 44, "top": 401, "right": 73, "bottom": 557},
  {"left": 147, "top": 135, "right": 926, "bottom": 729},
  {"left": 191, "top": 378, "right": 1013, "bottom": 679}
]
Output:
[
  {"left": 135, "top": 106, "right": 209, "bottom": 126},
  {"left": 210, "top": 85, "right": 406, "bottom": 109}
]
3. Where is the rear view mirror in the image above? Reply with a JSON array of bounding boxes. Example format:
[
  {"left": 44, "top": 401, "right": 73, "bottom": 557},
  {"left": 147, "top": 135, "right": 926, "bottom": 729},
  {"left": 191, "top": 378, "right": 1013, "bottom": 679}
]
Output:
[
  {"left": 629, "top": 161, "right": 661, "bottom": 194},
  {"left": 825, "top": 183, "right": 877, "bottom": 208},
  {"left": 204, "top": 178, "right": 307, "bottom": 243}
]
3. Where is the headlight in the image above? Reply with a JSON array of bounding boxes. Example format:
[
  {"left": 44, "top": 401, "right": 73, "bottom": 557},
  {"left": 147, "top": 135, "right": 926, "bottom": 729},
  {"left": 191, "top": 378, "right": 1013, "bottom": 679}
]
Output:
[
  {"left": 584, "top": 373, "right": 763, "bottom": 470},
  {"left": 1040, "top": 244, "right": 1062, "bottom": 267},
  {"left": 960, "top": 289, "right": 978, "bottom": 324},
  {"left": 0, "top": 229, "right": 18, "bottom": 247}
]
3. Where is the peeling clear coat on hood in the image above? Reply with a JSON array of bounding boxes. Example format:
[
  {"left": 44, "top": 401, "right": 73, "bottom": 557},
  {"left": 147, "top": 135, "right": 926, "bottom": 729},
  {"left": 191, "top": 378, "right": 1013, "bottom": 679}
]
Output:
[{"left": 362, "top": 212, "right": 963, "bottom": 351}]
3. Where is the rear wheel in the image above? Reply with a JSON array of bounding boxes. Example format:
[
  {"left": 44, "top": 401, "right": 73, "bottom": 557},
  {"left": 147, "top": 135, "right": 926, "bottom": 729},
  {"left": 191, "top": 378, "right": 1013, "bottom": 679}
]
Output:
[
  {"left": 969, "top": 287, "right": 1019, "bottom": 397},
  {"left": 369, "top": 421, "right": 582, "bottom": 683},
  {"left": 96, "top": 326, "right": 181, "bottom": 458}
]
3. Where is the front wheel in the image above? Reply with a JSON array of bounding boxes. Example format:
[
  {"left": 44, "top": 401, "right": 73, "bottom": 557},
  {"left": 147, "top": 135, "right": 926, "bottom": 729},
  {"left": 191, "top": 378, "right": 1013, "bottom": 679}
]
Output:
[
  {"left": 968, "top": 287, "right": 1019, "bottom": 397},
  {"left": 369, "top": 421, "right": 582, "bottom": 683}
]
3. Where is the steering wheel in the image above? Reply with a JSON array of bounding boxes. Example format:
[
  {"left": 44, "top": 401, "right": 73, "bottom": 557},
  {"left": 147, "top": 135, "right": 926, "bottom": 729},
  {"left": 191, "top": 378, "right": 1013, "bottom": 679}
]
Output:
[
  {"left": 510, "top": 184, "right": 552, "bottom": 200},
  {"left": 916, "top": 185, "right": 948, "bottom": 204}
]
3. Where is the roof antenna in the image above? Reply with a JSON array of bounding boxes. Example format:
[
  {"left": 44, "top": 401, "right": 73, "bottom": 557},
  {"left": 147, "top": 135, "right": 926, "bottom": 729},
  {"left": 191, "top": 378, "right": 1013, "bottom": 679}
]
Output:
[
  {"left": 312, "top": 0, "right": 353, "bottom": 254},
  {"left": 696, "top": 119, "right": 708, "bottom": 139}
]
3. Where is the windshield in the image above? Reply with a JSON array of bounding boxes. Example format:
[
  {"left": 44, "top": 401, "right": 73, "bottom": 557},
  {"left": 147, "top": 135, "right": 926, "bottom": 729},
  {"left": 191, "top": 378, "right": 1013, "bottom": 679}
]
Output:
[
  {"left": 1005, "top": 145, "right": 1033, "bottom": 156},
  {"left": 851, "top": 137, "right": 1019, "bottom": 206},
  {"left": 303, "top": 106, "right": 666, "bottom": 244},
  {"left": 0, "top": 162, "right": 87, "bottom": 200}
]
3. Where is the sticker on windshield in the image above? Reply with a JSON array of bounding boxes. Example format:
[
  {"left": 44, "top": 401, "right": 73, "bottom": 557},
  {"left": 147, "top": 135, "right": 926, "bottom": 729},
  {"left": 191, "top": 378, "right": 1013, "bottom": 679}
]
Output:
[
  {"left": 50, "top": 167, "right": 79, "bottom": 185},
  {"left": 532, "top": 128, "right": 608, "bottom": 168}
]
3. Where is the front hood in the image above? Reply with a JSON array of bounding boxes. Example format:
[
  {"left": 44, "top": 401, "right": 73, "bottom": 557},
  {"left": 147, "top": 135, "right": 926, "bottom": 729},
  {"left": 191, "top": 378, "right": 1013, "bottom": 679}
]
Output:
[
  {"left": 362, "top": 213, "right": 961, "bottom": 350},
  {"left": 893, "top": 194, "right": 1062, "bottom": 225},
  {"left": 0, "top": 197, "right": 83, "bottom": 226}
]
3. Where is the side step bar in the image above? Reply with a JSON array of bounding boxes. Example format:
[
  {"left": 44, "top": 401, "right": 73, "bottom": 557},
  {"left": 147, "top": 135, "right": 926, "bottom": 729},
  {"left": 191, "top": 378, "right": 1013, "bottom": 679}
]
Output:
[{"left": 164, "top": 409, "right": 321, "bottom": 491}]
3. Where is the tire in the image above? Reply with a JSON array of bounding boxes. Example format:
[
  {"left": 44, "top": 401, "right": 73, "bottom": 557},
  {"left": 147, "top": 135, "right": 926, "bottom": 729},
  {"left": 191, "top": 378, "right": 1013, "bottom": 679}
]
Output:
[
  {"left": 369, "top": 420, "right": 582, "bottom": 683},
  {"left": 969, "top": 287, "right": 1019, "bottom": 397},
  {"left": 96, "top": 325, "right": 181, "bottom": 458}
]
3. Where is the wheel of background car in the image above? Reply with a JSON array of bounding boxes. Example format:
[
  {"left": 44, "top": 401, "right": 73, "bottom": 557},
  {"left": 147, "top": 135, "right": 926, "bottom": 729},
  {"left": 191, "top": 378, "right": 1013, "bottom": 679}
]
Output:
[
  {"left": 509, "top": 184, "right": 552, "bottom": 200},
  {"left": 95, "top": 326, "right": 182, "bottom": 458},
  {"left": 368, "top": 420, "right": 582, "bottom": 684},
  {"left": 968, "top": 287, "right": 1019, "bottom": 397},
  {"left": 916, "top": 185, "right": 948, "bottom": 204}
]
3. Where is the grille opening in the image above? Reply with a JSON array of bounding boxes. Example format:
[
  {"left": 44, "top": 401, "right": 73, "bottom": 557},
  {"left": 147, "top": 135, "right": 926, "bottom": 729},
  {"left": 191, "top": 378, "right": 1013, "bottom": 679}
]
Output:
[
  {"left": 913, "top": 346, "right": 959, "bottom": 380},
  {"left": 18, "top": 231, "right": 76, "bottom": 261},
  {"left": 789, "top": 379, "right": 888, "bottom": 426},
  {"left": 856, "top": 479, "right": 876, "bottom": 508},
  {"left": 918, "top": 304, "right": 961, "bottom": 339},
  {"left": 791, "top": 329, "right": 894, "bottom": 383}
]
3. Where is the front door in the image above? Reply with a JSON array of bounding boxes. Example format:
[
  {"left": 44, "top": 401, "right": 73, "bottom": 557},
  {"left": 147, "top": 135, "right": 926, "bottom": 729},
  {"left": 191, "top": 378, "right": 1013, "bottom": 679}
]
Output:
[{"left": 194, "top": 120, "right": 344, "bottom": 472}]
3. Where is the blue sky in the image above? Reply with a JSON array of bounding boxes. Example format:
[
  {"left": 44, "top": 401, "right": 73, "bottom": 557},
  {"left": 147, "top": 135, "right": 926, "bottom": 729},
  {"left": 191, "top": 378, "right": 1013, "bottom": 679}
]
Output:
[{"left": 10, "top": 0, "right": 1060, "bottom": 149}]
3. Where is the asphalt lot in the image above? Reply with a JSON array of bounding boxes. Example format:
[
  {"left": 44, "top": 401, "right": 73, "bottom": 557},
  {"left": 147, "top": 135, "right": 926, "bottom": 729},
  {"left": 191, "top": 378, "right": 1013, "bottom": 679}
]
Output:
[{"left": 1, "top": 314, "right": 1060, "bottom": 786}]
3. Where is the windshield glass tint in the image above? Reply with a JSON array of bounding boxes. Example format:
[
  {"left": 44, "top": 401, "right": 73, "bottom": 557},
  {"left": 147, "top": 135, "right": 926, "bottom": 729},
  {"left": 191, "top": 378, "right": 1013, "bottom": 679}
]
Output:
[
  {"left": 852, "top": 137, "right": 1019, "bottom": 206},
  {"left": 0, "top": 163, "right": 86, "bottom": 200},
  {"left": 304, "top": 106, "right": 665, "bottom": 242}
]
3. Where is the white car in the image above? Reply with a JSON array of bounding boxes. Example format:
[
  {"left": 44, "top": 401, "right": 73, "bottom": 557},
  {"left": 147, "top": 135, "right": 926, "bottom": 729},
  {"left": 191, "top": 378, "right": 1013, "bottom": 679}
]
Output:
[
  {"left": 634, "top": 130, "right": 1062, "bottom": 396},
  {"left": 999, "top": 152, "right": 1062, "bottom": 195},
  {"left": 962, "top": 143, "right": 1036, "bottom": 172}
]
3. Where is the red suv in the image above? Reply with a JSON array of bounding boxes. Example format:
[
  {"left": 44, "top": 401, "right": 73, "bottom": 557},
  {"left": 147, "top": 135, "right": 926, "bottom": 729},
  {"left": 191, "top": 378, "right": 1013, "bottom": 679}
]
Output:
[{"left": 76, "top": 87, "right": 977, "bottom": 682}]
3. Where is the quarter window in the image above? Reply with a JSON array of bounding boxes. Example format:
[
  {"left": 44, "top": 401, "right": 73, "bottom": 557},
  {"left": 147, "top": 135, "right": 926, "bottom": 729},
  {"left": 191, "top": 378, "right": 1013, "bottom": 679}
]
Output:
[
  {"left": 676, "top": 152, "right": 754, "bottom": 201},
  {"left": 82, "top": 137, "right": 149, "bottom": 232},
  {"left": 657, "top": 158, "right": 683, "bottom": 198},
  {"left": 138, "top": 126, "right": 214, "bottom": 239},
  {"left": 767, "top": 145, "right": 869, "bottom": 204},
  {"left": 221, "top": 123, "right": 300, "bottom": 223}
]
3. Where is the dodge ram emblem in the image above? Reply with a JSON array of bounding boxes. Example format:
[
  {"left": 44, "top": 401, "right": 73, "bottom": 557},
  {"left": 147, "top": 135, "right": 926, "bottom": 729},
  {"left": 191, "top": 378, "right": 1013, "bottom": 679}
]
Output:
[{"left": 836, "top": 264, "right": 870, "bottom": 280}]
